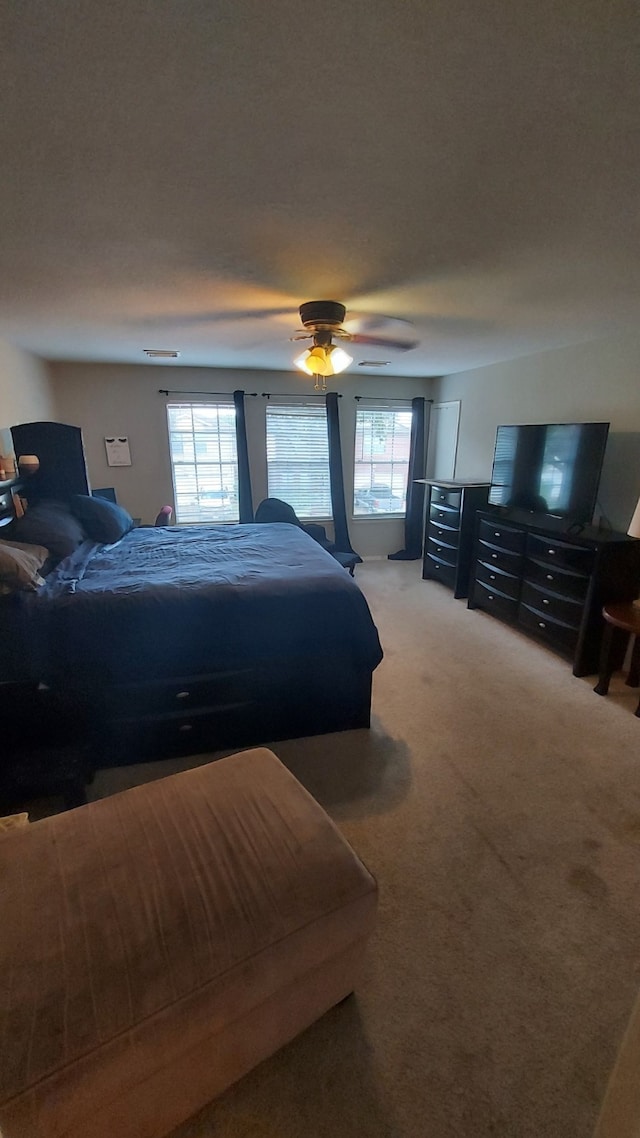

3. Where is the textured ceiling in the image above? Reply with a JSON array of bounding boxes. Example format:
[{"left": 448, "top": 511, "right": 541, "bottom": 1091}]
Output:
[{"left": 1, "top": 0, "right": 639, "bottom": 376}]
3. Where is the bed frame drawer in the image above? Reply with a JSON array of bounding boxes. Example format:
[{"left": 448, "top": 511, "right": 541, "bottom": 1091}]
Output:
[
  {"left": 108, "top": 702, "right": 258, "bottom": 761},
  {"left": 105, "top": 670, "right": 256, "bottom": 717}
]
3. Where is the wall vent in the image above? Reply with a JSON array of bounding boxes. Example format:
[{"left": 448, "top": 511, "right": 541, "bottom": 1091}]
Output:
[{"left": 143, "top": 349, "right": 180, "bottom": 359}]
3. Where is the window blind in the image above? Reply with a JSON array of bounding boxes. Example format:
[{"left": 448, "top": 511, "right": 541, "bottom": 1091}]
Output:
[
  {"left": 266, "top": 403, "right": 331, "bottom": 518},
  {"left": 353, "top": 405, "right": 412, "bottom": 515},
  {"left": 167, "top": 403, "right": 239, "bottom": 524}
]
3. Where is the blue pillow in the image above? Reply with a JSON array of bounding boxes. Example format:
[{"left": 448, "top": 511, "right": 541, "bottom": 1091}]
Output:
[
  {"left": 8, "top": 500, "right": 86, "bottom": 563},
  {"left": 71, "top": 495, "right": 134, "bottom": 544}
]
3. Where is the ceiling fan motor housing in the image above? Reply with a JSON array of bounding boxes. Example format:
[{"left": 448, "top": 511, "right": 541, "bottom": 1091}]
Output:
[{"left": 299, "top": 300, "right": 346, "bottom": 330}]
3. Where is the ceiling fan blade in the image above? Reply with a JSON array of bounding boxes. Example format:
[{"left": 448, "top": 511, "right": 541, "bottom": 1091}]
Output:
[
  {"left": 349, "top": 334, "right": 418, "bottom": 352},
  {"left": 135, "top": 307, "right": 294, "bottom": 328}
]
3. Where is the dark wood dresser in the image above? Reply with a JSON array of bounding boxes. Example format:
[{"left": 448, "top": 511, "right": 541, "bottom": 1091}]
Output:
[
  {"left": 468, "top": 510, "right": 640, "bottom": 676},
  {"left": 422, "top": 481, "right": 490, "bottom": 599}
]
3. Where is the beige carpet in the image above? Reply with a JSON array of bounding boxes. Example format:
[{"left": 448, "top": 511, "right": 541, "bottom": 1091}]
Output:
[{"left": 86, "top": 561, "right": 640, "bottom": 1137}]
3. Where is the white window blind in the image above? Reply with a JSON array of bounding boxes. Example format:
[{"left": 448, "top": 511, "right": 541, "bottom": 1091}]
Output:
[
  {"left": 266, "top": 403, "right": 331, "bottom": 518},
  {"left": 167, "top": 402, "right": 239, "bottom": 524},
  {"left": 353, "top": 405, "right": 412, "bottom": 516}
]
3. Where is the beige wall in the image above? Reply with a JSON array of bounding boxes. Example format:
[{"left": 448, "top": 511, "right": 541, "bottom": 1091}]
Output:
[
  {"left": 434, "top": 329, "right": 640, "bottom": 532},
  {"left": 50, "top": 362, "right": 434, "bottom": 557},
  {"left": 0, "top": 338, "right": 55, "bottom": 432}
]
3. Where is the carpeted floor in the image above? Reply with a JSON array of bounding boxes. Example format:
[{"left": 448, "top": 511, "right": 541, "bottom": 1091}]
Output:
[{"left": 88, "top": 560, "right": 640, "bottom": 1137}]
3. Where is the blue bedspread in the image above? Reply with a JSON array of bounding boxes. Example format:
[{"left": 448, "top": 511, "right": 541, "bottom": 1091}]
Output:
[{"left": 15, "top": 524, "right": 383, "bottom": 684}]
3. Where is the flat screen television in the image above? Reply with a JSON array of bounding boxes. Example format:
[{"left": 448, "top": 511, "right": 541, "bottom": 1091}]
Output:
[{"left": 488, "top": 421, "right": 609, "bottom": 525}]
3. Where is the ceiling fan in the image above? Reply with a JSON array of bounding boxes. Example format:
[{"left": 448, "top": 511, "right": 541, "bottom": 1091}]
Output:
[{"left": 289, "top": 300, "right": 418, "bottom": 389}]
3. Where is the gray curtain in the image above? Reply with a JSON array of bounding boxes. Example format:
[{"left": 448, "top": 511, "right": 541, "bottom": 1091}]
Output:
[
  {"left": 325, "top": 392, "right": 361, "bottom": 560},
  {"left": 233, "top": 390, "right": 254, "bottom": 522},
  {"left": 389, "top": 397, "right": 428, "bottom": 560}
]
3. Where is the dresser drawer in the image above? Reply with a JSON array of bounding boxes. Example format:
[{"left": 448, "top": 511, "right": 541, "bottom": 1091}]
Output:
[
  {"left": 472, "top": 578, "right": 519, "bottom": 622},
  {"left": 477, "top": 539, "right": 523, "bottom": 575},
  {"left": 427, "top": 536, "right": 458, "bottom": 565},
  {"left": 520, "top": 580, "right": 583, "bottom": 628},
  {"left": 518, "top": 603, "right": 579, "bottom": 656},
  {"left": 423, "top": 553, "right": 457, "bottom": 589},
  {"left": 106, "top": 669, "right": 256, "bottom": 717},
  {"left": 478, "top": 518, "right": 525, "bottom": 554},
  {"left": 431, "top": 486, "right": 462, "bottom": 509},
  {"left": 430, "top": 502, "right": 461, "bottom": 528},
  {"left": 526, "top": 533, "right": 595, "bottom": 574},
  {"left": 475, "top": 559, "right": 521, "bottom": 600},
  {"left": 524, "top": 556, "right": 590, "bottom": 602},
  {"left": 428, "top": 519, "right": 460, "bottom": 548}
]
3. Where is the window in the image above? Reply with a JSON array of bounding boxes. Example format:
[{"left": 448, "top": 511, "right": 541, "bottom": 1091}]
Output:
[
  {"left": 266, "top": 403, "right": 331, "bottom": 518},
  {"left": 167, "top": 403, "right": 239, "bottom": 524},
  {"left": 353, "top": 405, "right": 412, "bottom": 516}
]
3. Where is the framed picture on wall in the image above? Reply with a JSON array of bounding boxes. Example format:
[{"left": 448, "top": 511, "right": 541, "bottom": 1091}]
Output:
[{"left": 105, "top": 437, "right": 132, "bottom": 466}]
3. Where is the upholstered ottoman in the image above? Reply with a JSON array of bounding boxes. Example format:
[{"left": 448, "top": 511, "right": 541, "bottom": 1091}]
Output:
[{"left": 0, "top": 748, "right": 377, "bottom": 1138}]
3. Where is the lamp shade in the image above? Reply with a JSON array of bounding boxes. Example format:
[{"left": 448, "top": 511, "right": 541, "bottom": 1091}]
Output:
[
  {"left": 628, "top": 496, "right": 640, "bottom": 539},
  {"left": 293, "top": 343, "right": 353, "bottom": 378}
]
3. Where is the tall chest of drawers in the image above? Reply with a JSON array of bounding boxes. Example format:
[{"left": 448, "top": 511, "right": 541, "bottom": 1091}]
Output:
[
  {"left": 422, "top": 482, "right": 490, "bottom": 599},
  {"left": 468, "top": 511, "right": 640, "bottom": 676}
]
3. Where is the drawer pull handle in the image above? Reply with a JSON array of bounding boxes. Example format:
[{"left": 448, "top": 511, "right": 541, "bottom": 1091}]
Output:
[
  {"left": 437, "top": 547, "right": 442, "bottom": 553},
  {"left": 491, "top": 553, "right": 498, "bottom": 559},
  {"left": 548, "top": 549, "right": 556, "bottom": 555},
  {"left": 438, "top": 512, "right": 444, "bottom": 518},
  {"left": 542, "top": 598, "right": 550, "bottom": 605},
  {"left": 489, "top": 573, "right": 496, "bottom": 580},
  {"left": 179, "top": 723, "right": 193, "bottom": 732},
  {"left": 440, "top": 494, "right": 446, "bottom": 500},
  {"left": 538, "top": 621, "right": 546, "bottom": 629},
  {"left": 494, "top": 531, "right": 501, "bottom": 537},
  {"left": 176, "top": 690, "right": 190, "bottom": 700},
  {"left": 488, "top": 594, "right": 495, "bottom": 600},
  {"left": 546, "top": 573, "right": 554, "bottom": 581}
]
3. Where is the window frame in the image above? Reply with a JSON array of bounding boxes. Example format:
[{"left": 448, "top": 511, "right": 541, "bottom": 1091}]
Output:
[
  {"left": 166, "top": 400, "right": 240, "bottom": 526},
  {"left": 265, "top": 400, "right": 333, "bottom": 522},
  {"left": 352, "top": 403, "right": 412, "bottom": 520}
]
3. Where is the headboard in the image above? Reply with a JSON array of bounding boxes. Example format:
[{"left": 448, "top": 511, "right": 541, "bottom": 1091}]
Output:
[{"left": 10, "top": 422, "right": 90, "bottom": 504}]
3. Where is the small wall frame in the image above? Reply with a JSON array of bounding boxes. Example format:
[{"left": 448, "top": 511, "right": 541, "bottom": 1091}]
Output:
[{"left": 105, "top": 437, "right": 132, "bottom": 467}]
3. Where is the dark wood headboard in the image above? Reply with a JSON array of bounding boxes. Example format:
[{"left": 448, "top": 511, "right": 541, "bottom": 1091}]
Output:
[{"left": 10, "top": 422, "right": 90, "bottom": 504}]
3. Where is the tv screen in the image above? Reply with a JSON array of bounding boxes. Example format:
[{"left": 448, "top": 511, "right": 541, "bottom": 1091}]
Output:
[{"left": 488, "top": 421, "right": 609, "bottom": 523}]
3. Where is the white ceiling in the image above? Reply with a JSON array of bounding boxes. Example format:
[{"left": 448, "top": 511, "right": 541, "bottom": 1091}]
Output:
[{"left": 2, "top": 0, "right": 639, "bottom": 377}]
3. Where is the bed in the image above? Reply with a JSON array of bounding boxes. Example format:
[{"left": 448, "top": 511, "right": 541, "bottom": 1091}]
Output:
[{"left": 2, "top": 522, "right": 383, "bottom": 766}]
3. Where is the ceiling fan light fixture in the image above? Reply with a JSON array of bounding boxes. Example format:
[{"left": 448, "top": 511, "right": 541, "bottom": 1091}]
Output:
[
  {"left": 294, "top": 349, "right": 314, "bottom": 376},
  {"left": 328, "top": 345, "right": 353, "bottom": 374},
  {"left": 293, "top": 342, "right": 353, "bottom": 379}
]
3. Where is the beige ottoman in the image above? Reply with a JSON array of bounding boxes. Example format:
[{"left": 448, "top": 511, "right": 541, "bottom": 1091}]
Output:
[{"left": 0, "top": 748, "right": 377, "bottom": 1138}]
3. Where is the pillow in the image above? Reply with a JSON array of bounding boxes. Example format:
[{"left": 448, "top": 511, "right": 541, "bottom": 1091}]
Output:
[
  {"left": 0, "top": 539, "right": 49, "bottom": 592},
  {"left": 0, "top": 812, "right": 29, "bottom": 836},
  {"left": 8, "top": 501, "right": 86, "bottom": 563},
  {"left": 70, "top": 494, "right": 134, "bottom": 544}
]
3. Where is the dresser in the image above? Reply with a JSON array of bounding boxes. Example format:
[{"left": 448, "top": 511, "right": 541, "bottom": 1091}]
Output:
[
  {"left": 468, "top": 510, "right": 640, "bottom": 676},
  {"left": 422, "top": 481, "right": 490, "bottom": 599}
]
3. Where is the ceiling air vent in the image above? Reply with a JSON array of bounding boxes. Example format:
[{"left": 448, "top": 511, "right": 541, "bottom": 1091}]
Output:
[
  {"left": 358, "top": 360, "right": 390, "bottom": 367},
  {"left": 143, "top": 349, "right": 180, "bottom": 359}
]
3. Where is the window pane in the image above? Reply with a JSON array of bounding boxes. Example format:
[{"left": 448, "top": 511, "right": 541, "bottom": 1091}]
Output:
[
  {"left": 266, "top": 404, "right": 331, "bottom": 518},
  {"left": 353, "top": 407, "right": 411, "bottom": 515},
  {"left": 167, "top": 403, "right": 239, "bottom": 524}
]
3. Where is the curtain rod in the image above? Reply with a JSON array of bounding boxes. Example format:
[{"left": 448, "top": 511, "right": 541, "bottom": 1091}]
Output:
[
  {"left": 354, "top": 395, "right": 433, "bottom": 402},
  {"left": 261, "top": 392, "right": 341, "bottom": 399},
  {"left": 158, "top": 389, "right": 258, "bottom": 397}
]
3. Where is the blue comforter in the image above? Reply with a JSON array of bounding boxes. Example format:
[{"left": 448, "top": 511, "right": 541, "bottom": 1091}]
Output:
[{"left": 15, "top": 523, "right": 383, "bottom": 684}]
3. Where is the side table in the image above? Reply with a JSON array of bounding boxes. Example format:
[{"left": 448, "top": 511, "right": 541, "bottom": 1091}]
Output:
[
  {"left": 0, "top": 682, "right": 94, "bottom": 812},
  {"left": 593, "top": 602, "right": 640, "bottom": 716}
]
